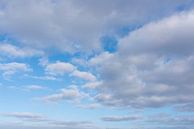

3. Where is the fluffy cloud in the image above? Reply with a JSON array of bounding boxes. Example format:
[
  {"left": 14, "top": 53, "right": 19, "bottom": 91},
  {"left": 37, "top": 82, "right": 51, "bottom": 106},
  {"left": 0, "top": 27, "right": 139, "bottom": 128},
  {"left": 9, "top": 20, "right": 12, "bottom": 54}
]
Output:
[
  {"left": 90, "top": 9, "right": 194, "bottom": 108},
  {"left": 71, "top": 70, "right": 96, "bottom": 81},
  {"left": 0, "top": 0, "right": 190, "bottom": 52},
  {"left": 83, "top": 81, "right": 103, "bottom": 89},
  {"left": 45, "top": 61, "right": 76, "bottom": 76},
  {"left": 42, "top": 86, "right": 87, "bottom": 102},
  {"left": 0, "top": 62, "right": 31, "bottom": 77},
  {"left": 44, "top": 60, "right": 97, "bottom": 82},
  {"left": 119, "top": 10, "right": 194, "bottom": 56},
  {"left": 0, "top": 43, "right": 43, "bottom": 58}
]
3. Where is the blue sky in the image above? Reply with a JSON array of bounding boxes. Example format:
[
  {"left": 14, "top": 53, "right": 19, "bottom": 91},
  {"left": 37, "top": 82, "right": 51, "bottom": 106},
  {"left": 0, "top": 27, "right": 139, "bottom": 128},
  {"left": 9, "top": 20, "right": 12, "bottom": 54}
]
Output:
[{"left": 0, "top": 0, "right": 194, "bottom": 129}]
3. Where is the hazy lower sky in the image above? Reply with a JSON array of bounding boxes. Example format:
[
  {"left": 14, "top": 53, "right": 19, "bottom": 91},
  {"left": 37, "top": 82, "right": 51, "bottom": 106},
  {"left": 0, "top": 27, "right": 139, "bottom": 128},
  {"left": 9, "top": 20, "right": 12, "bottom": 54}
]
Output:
[{"left": 0, "top": 0, "right": 194, "bottom": 129}]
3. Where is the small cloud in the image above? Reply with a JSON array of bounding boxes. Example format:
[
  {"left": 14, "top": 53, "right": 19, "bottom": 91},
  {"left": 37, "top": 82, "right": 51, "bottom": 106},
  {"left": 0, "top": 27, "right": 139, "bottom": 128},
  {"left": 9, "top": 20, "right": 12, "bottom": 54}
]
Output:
[
  {"left": 101, "top": 115, "right": 141, "bottom": 122},
  {"left": 71, "top": 70, "right": 96, "bottom": 81},
  {"left": 0, "top": 62, "right": 32, "bottom": 78},
  {"left": 1, "top": 112, "right": 48, "bottom": 122},
  {"left": 45, "top": 61, "right": 76, "bottom": 76},
  {"left": 41, "top": 86, "right": 88, "bottom": 103},
  {"left": 25, "top": 85, "right": 46, "bottom": 91},
  {"left": 78, "top": 103, "right": 101, "bottom": 109},
  {"left": 83, "top": 81, "right": 103, "bottom": 89}
]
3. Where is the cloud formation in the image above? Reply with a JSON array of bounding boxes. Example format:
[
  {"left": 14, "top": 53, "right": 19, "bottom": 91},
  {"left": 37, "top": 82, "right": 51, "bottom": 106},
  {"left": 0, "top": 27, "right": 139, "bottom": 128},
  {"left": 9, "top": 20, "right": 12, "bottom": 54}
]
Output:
[
  {"left": 42, "top": 86, "right": 87, "bottom": 102},
  {"left": 0, "top": 43, "right": 43, "bottom": 58},
  {"left": 0, "top": 62, "right": 31, "bottom": 77},
  {"left": 90, "top": 9, "right": 194, "bottom": 109},
  {"left": 0, "top": 0, "right": 189, "bottom": 52},
  {"left": 101, "top": 115, "right": 141, "bottom": 122}
]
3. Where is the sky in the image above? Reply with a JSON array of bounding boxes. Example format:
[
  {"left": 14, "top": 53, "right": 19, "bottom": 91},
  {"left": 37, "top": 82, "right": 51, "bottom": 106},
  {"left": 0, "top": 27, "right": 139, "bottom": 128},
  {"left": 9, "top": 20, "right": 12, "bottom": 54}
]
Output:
[{"left": 0, "top": 0, "right": 194, "bottom": 129}]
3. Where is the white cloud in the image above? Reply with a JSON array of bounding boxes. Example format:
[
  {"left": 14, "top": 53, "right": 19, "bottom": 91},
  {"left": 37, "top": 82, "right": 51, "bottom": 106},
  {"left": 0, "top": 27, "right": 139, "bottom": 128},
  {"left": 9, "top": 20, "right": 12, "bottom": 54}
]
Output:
[
  {"left": 44, "top": 60, "right": 97, "bottom": 82},
  {"left": 0, "top": 43, "right": 43, "bottom": 58},
  {"left": 45, "top": 61, "right": 76, "bottom": 76},
  {"left": 42, "top": 86, "right": 87, "bottom": 102},
  {"left": 71, "top": 70, "right": 96, "bottom": 81},
  {"left": 83, "top": 81, "right": 103, "bottom": 89},
  {"left": 25, "top": 85, "right": 46, "bottom": 91},
  {"left": 77, "top": 103, "right": 101, "bottom": 109},
  {"left": 0, "top": 62, "right": 31, "bottom": 77}
]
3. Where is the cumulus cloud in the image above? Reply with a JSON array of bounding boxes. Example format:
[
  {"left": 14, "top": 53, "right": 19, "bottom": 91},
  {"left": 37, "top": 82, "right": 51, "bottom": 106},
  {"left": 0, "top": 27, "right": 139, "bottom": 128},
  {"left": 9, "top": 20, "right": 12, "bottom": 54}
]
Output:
[
  {"left": 45, "top": 61, "right": 76, "bottom": 76},
  {"left": 119, "top": 10, "right": 194, "bottom": 56},
  {"left": 1, "top": 1, "right": 194, "bottom": 129},
  {"left": 0, "top": 62, "right": 31, "bottom": 77},
  {"left": 0, "top": 43, "right": 43, "bottom": 58},
  {"left": 83, "top": 81, "right": 103, "bottom": 89},
  {"left": 89, "top": 9, "right": 194, "bottom": 108},
  {"left": 71, "top": 70, "right": 96, "bottom": 81},
  {"left": 42, "top": 86, "right": 87, "bottom": 102},
  {"left": 44, "top": 60, "right": 97, "bottom": 82}
]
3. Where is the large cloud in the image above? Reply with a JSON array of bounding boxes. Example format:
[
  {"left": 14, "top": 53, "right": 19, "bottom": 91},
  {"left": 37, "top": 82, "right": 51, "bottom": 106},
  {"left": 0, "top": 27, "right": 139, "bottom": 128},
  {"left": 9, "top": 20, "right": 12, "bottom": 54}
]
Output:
[
  {"left": 90, "top": 9, "right": 194, "bottom": 109},
  {"left": 0, "top": 0, "right": 191, "bottom": 52}
]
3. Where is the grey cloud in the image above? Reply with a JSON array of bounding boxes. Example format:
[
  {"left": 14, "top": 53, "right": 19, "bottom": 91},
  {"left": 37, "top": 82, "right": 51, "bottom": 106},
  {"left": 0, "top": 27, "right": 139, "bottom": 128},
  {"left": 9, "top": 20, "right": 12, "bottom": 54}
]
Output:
[
  {"left": 147, "top": 114, "right": 194, "bottom": 126},
  {"left": 1, "top": 112, "right": 49, "bottom": 122},
  {"left": 174, "top": 103, "right": 194, "bottom": 112},
  {"left": 90, "top": 9, "right": 194, "bottom": 109},
  {"left": 0, "top": 124, "right": 102, "bottom": 129},
  {"left": 101, "top": 115, "right": 141, "bottom": 122},
  {"left": 0, "top": 0, "right": 191, "bottom": 52},
  {"left": 119, "top": 10, "right": 194, "bottom": 56},
  {"left": 0, "top": 112, "right": 100, "bottom": 129}
]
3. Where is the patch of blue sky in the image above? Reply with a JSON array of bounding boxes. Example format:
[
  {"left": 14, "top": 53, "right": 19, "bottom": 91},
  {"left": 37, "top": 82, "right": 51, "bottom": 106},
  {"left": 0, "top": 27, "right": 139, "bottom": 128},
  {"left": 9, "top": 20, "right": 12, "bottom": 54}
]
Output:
[
  {"left": 0, "top": 34, "right": 22, "bottom": 46},
  {"left": 176, "top": 0, "right": 194, "bottom": 12},
  {"left": 116, "top": 24, "right": 143, "bottom": 38},
  {"left": 101, "top": 35, "right": 118, "bottom": 53}
]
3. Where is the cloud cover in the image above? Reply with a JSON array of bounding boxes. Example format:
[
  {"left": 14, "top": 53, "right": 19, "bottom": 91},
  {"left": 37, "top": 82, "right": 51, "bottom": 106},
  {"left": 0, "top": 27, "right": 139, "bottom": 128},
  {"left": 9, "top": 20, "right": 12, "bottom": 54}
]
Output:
[
  {"left": 91, "top": 9, "right": 194, "bottom": 109},
  {"left": 1, "top": 1, "right": 194, "bottom": 129},
  {"left": 0, "top": 0, "right": 191, "bottom": 52}
]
